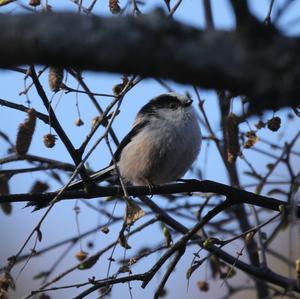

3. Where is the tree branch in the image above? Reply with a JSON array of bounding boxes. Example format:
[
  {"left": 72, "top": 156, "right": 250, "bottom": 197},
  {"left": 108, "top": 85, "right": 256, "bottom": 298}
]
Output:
[
  {"left": 1, "top": 180, "right": 299, "bottom": 217},
  {"left": 0, "top": 12, "right": 300, "bottom": 111}
]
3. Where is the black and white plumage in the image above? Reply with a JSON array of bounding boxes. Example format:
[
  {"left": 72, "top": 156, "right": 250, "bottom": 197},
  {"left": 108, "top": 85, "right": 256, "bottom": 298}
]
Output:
[
  {"left": 26, "top": 92, "right": 202, "bottom": 210},
  {"left": 69, "top": 92, "right": 201, "bottom": 189}
]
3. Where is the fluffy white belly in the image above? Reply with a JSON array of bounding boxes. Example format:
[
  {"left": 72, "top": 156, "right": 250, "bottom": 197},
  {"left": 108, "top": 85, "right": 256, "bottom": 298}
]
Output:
[{"left": 118, "top": 114, "right": 201, "bottom": 185}]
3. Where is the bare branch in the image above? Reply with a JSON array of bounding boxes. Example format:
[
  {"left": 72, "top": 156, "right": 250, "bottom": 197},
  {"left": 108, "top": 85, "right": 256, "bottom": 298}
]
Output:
[{"left": 0, "top": 12, "right": 300, "bottom": 111}]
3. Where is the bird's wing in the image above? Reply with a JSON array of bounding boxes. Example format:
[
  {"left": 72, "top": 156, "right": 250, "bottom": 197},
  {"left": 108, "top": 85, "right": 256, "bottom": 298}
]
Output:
[
  {"left": 67, "top": 164, "right": 116, "bottom": 190},
  {"left": 68, "top": 120, "right": 150, "bottom": 189},
  {"left": 111, "top": 119, "right": 149, "bottom": 163},
  {"left": 25, "top": 120, "right": 149, "bottom": 211}
]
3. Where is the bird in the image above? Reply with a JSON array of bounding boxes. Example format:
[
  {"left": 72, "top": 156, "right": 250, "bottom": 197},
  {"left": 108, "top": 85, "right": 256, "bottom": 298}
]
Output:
[
  {"left": 71, "top": 91, "right": 202, "bottom": 188},
  {"left": 26, "top": 92, "right": 201, "bottom": 209}
]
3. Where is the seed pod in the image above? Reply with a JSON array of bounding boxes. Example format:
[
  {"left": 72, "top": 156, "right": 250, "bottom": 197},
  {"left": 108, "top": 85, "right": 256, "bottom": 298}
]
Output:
[
  {"left": 267, "top": 116, "right": 281, "bottom": 132},
  {"left": 15, "top": 109, "right": 36, "bottom": 155},
  {"left": 226, "top": 113, "right": 240, "bottom": 164},
  {"left": 29, "top": 0, "right": 41, "bottom": 6},
  {"left": 109, "top": 0, "right": 121, "bottom": 14},
  {"left": 48, "top": 67, "right": 63, "bottom": 92},
  {"left": 75, "top": 118, "right": 84, "bottom": 126},
  {"left": 197, "top": 281, "right": 209, "bottom": 292},
  {"left": 101, "top": 226, "right": 109, "bottom": 234},
  {"left": 43, "top": 134, "right": 56, "bottom": 148},
  {"left": 75, "top": 250, "right": 88, "bottom": 261}
]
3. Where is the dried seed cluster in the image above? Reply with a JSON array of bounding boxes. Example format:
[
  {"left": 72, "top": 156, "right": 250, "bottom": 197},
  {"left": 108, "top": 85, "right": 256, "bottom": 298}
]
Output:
[{"left": 43, "top": 134, "right": 57, "bottom": 148}]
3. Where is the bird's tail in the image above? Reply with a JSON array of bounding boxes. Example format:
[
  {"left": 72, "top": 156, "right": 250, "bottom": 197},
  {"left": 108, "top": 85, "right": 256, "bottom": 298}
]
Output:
[
  {"left": 66, "top": 165, "right": 116, "bottom": 190},
  {"left": 25, "top": 165, "right": 116, "bottom": 211}
]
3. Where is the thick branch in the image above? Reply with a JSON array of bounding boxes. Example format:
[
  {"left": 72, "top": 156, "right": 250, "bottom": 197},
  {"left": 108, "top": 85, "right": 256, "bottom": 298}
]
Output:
[
  {"left": 1, "top": 180, "right": 299, "bottom": 217},
  {"left": 0, "top": 13, "right": 300, "bottom": 111}
]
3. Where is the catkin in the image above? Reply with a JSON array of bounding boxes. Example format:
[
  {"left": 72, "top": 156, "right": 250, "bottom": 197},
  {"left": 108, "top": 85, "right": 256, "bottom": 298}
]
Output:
[
  {"left": 226, "top": 113, "right": 240, "bottom": 164},
  {"left": 15, "top": 109, "right": 36, "bottom": 155},
  {"left": 109, "top": 0, "right": 121, "bottom": 14},
  {"left": 48, "top": 67, "right": 63, "bottom": 92}
]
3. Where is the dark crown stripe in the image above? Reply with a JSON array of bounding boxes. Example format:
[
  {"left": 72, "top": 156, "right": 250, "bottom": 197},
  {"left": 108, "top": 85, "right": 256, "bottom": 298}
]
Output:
[{"left": 139, "top": 94, "right": 181, "bottom": 115}]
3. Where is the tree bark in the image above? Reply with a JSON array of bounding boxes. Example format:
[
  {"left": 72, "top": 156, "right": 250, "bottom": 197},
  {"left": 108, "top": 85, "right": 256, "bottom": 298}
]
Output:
[{"left": 0, "top": 12, "right": 300, "bottom": 111}]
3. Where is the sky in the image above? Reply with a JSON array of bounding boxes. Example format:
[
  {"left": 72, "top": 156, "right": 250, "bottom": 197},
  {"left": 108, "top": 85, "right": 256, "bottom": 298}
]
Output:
[{"left": 0, "top": 1, "right": 300, "bottom": 299}]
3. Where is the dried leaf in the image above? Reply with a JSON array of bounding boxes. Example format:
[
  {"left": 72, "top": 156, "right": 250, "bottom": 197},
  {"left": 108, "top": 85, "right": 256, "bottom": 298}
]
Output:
[
  {"left": 78, "top": 254, "right": 100, "bottom": 270},
  {"left": 186, "top": 260, "right": 203, "bottom": 279},
  {"left": 36, "top": 228, "right": 43, "bottom": 242},
  {"left": 33, "top": 271, "right": 50, "bottom": 280},
  {"left": 125, "top": 199, "right": 145, "bottom": 226},
  {"left": 243, "top": 130, "right": 259, "bottom": 149},
  {"left": 112, "top": 75, "right": 129, "bottom": 95},
  {"left": 119, "top": 233, "right": 131, "bottom": 249},
  {"left": 49, "top": 171, "right": 63, "bottom": 184}
]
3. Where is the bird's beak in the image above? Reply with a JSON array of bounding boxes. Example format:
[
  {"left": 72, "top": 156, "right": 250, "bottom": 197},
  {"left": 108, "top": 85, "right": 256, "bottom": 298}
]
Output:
[{"left": 184, "top": 99, "right": 193, "bottom": 107}]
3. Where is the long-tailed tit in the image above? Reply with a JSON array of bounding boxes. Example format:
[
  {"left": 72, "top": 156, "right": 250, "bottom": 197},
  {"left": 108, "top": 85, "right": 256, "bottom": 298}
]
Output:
[{"left": 69, "top": 92, "right": 202, "bottom": 189}]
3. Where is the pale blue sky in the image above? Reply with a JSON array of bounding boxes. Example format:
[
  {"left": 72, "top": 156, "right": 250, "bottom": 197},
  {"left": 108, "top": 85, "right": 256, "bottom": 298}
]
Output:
[{"left": 1, "top": 1, "right": 300, "bottom": 299}]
